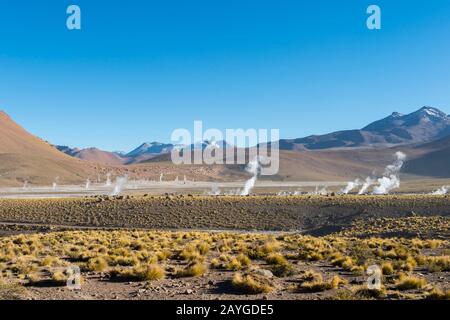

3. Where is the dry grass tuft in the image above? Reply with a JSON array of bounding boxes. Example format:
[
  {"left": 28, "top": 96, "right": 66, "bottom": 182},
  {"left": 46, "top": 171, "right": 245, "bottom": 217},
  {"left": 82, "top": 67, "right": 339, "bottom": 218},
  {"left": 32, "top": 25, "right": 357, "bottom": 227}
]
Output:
[
  {"left": 353, "top": 285, "right": 387, "bottom": 299},
  {"left": 381, "top": 262, "right": 394, "bottom": 275},
  {"left": 299, "top": 272, "right": 347, "bottom": 293},
  {"left": 426, "top": 256, "right": 449, "bottom": 273},
  {"left": 395, "top": 274, "right": 427, "bottom": 291},
  {"left": 176, "top": 262, "right": 207, "bottom": 278},
  {"left": 86, "top": 257, "right": 109, "bottom": 272},
  {"left": 265, "top": 253, "right": 288, "bottom": 266},
  {"left": 232, "top": 272, "right": 273, "bottom": 294},
  {"left": 426, "top": 287, "right": 450, "bottom": 300},
  {"left": 50, "top": 271, "right": 69, "bottom": 286},
  {"left": 109, "top": 264, "right": 165, "bottom": 282},
  {"left": 0, "top": 282, "right": 27, "bottom": 300},
  {"left": 139, "top": 264, "right": 166, "bottom": 281}
]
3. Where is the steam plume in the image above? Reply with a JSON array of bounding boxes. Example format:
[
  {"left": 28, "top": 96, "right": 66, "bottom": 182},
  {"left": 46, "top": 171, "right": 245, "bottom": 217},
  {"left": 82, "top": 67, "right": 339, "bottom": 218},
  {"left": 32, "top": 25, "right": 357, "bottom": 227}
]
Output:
[
  {"left": 340, "top": 179, "right": 361, "bottom": 195},
  {"left": 308, "top": 186, "right": 328, "bottom": 195},
  {"left": 358, "top": 177, "right": 375, "bottom": 195},
  {"left": 357, "top": 152, "right": 406, "bottom": 195},
  {"left": 431, "top": 186, "right": 449, "bottom": 195},
  {"left": 53, "top": 176, "right": 60, "bottom": 191},
  {"left": 111, "top": 176, "right": 128, "bottom": 196},
  {"left": 372, "top": 152, "right": 406, "bottom": 195},
  {"left": 277, "top": 190, "right": 302, "bottom": 196},
  {"left": 208, "top": 185, "right": 221, "bottom": 196},
  {"left": 105, "top": 173, "right": 112, "bottom": 186},
  {"left": 240, "top": 156, "right": 262, "bottom": 196}
]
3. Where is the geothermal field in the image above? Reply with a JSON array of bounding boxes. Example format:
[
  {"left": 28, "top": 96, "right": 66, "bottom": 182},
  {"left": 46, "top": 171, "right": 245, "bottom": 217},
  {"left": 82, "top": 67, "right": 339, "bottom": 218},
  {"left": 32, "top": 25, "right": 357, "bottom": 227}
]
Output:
[
  {"left": 0, "top": 112, "right": 449, "bottom": 301},
  {"left": 0, "top": 153, "right": 449, "bottom": 301},
  {"left": 0, "top": 170, "right": 449, "bottom": 301}
]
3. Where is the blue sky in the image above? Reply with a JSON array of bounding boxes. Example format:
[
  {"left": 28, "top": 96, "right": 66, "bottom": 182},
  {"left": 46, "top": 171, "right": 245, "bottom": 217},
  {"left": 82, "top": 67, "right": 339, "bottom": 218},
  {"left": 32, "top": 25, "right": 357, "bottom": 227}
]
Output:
[{"left": 0, "top": 0, "right": 449, "bottom": 152}]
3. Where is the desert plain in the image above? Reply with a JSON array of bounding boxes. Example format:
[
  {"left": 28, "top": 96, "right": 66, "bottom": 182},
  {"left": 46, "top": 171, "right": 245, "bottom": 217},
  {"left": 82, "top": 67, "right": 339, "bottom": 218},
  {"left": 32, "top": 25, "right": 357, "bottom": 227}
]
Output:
[{"left": 0, "top": 191, "right": 448, "bottom": 301}]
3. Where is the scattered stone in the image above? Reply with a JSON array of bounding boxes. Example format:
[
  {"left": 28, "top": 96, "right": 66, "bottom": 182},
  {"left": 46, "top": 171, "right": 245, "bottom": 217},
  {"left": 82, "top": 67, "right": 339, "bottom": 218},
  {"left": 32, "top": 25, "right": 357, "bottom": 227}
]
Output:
[{"left": 253, "top": 269, "right": 273, "bottom": 279}]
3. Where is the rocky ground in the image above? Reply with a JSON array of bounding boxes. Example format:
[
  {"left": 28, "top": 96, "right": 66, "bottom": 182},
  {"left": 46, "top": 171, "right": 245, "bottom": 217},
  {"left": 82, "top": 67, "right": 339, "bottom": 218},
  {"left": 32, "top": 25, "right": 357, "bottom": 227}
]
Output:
[
  {"left": 0, "top": 195, "right": 448, "bottom": 300},
  {"left": 0, "top": 195, "right": 449, "bottom": 234},
  {"left": 0, "top": 225, "right": 449, "bottom": 301}
]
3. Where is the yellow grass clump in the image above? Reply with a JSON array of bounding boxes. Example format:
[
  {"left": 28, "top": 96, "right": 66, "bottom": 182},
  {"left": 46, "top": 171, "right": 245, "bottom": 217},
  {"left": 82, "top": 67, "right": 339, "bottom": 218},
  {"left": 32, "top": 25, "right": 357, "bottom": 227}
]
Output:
[
  {"left": 427, "top": 287, "right": 450, "bottom": 300},
  {"left": 300, "top": 274, "right": 347, "bottom": 292},
  {"left": 86, "top": 256, "right": 109, "bottom": 272},
  {"left": 395, "top": 274, "right": 427, "bottom": 291},
  {"left": 381, "top": 262, "right": 394, "bottom": 275},
  {"left": 139, "top": 264, "right": 166, "bottom": 281},
  {"left": 176, "top": 262, "right": 207, "bottom": 278},
  {"left": 265, "top": 253, "right": 288, "bottom": 266},
  {"left": 426, "top": 256, "right": 449, "bottom": 272},
  {"left": 353, "top": 285, "right": 387, "bottom": 299},
  {"left": 232, "top": 272, "right": 273, "bottom": 294}
]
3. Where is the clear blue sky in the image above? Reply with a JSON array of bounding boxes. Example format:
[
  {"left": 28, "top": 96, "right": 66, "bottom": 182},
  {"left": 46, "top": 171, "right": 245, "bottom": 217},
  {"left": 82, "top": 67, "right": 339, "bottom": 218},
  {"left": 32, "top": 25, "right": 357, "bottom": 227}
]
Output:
[{"left": 0, "top": 0, "right": 449, "bottom": 152}]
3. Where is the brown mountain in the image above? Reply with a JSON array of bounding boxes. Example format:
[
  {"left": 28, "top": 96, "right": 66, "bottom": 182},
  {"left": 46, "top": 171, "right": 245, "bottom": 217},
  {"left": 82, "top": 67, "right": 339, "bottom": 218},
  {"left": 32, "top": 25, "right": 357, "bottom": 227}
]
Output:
[
  {"left": 56, "top": 146, "right": 126, "bottom": 166},
  {"left": 73, "top": 148, "right": 125, "bottom": 165},
  {"left": 0, "top": 111, "right": 95, "bottom": 186}
]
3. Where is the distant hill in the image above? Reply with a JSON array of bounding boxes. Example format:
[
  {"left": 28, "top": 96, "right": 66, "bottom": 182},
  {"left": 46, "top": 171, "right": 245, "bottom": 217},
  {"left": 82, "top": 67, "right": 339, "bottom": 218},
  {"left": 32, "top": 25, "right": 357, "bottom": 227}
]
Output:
[
  {"left": 402, "top": 135, "right": 450, "bottom": 178},
  {"left": 275, "top": 107, "right": 450, "bottom": 151},
  {"left": 124, "top": 142, "right": 174, "bottom": 164},
  {"left": 127, "top": 142, "right": 174, "bottom": 158},
  {"left": 56, "top": 146, "right": 125, "bottom": 166},
  {"left": 125, "top": 140, "right": 234, "bottom": 164}
]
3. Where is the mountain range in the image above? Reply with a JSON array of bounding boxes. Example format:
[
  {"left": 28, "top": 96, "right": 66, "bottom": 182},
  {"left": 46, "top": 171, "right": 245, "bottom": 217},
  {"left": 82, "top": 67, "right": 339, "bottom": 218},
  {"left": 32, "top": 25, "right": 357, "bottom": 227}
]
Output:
[
  {"left": 276, "top": 106, "right": 450, "bottom": 151},
  {"left": 55, "top": 106, "right": 450, "bottom": 164},
  {"left": 56, "top": 140, "right": 233, "bottom": 165},
  {"left": 1, "top": 106, "right": 449, "bottom": 186}
]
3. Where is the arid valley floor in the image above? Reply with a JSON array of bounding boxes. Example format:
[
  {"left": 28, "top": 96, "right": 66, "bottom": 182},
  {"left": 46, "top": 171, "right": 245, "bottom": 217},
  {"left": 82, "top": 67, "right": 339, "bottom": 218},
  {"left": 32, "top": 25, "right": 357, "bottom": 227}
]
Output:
[{"left": 0, "top": 193, "right": 448, "bottom": 300}]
